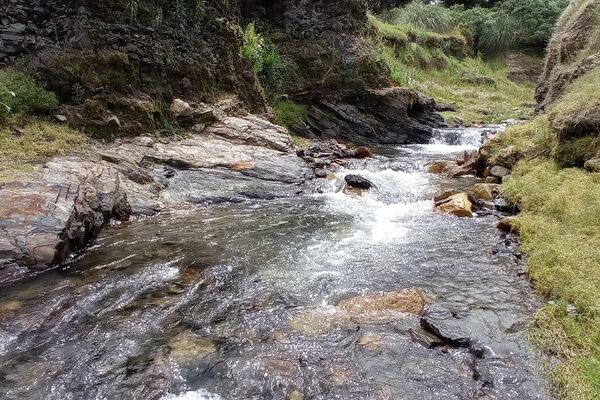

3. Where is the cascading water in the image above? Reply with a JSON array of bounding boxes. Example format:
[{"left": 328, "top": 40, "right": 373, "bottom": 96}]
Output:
[{"left": 0, "top": 125, "right": 550, "bottom": 400}]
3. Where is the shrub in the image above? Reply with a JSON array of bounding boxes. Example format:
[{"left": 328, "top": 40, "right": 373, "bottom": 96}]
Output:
[
  {"left": 501, "top": 0, "right": 569, "bottom": 47},
  {"left": 241, "top": 22, "right": 265, "bottom": 73},
  {"left": 273, "top": 100, "right": 308, "bottom": 129},
  {"left": 382, "top": 1, "right": 454, "bottom": 33},
  {"left": 241, "top": 23, "right": 298, "bottom": 100},
  {"left": 0, "top": 69, "right": 58, "bottom": 120},
  {"left": 477, "top": 10, "right": 519, "bottom": 54}
]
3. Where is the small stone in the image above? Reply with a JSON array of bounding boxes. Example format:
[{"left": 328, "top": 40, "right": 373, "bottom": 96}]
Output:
[
  {"left": 484, "top": 176, "right": 501, "bottom": 184},
  {"left": 496, "top": 217, "right": 517, "bottom": 233},
  {"left": 55, "top": 114, "right": 68, "bottom": 122},
  {"left": 192, "top": 123, "right": 206, "bottom": 133},
  {"left": 133, "top": 136, "right": 155, "bottom": 147},
  {"left": 314, "top": 168, "right": 327, "bottom": 178},
  {"left": 106, "top": 115, "right": 121, "bottom": 127},
  {"left": 170, "top": 98, "right": 193, "bottom": 118},
  {"left": 353, "top": 146, "right": 373, "bottom": 159},
  {"left": 584, "top": 158, "right": 600, "bottom": 172},
  {"left": 409, "top": 328, "right": 445, "bottom": 349}
]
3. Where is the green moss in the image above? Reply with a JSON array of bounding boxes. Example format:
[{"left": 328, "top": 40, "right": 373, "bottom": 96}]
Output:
[
  {"left": 0, "top": 117, "right": 87, "bottom": 180},
  {"left": 272, "top": 100, "right": 308, "bottom": 129},
  {"left": 554, "top": 136, "right": 600, "bottom": 168},
  {"left": 501, "top": 159, "right": 600, "bottom": 399},
  {"left": 0, "top": 69, "right": 58, "bottom": 120}
]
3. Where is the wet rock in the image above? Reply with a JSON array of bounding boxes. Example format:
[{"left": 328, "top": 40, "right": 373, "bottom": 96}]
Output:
[
  {"left": 494, "top": 196, "right": 519, "bottom": 213},
  {"left": 435, "top": 193, "right": 473, "bottom": 218},
  {"left": 497, "top": 218, "right": 518, "bottom": 234},
  {"left": 0, "top": 300, "right": 22, "bottom": 314},
  {"left": 490, "top": 165, "right": 511, "bottom": 178},
  {"left": 288, "top": 390, "right": 303, "bottom": 400},
  {"left": 358, "top": 332, "right": 384, "bottom": 351},
  {"left": 289, "top": 307, "right": 355, "bottom": 335},
  {"left": 428, "top": 150, "right": 482, "bottom": 177},
  {"left": 433, "top": 189, "right": 461, "bottom": 203},
  {"left": 168, "top": 331, "right": 216, "bottom": 363},
  {"left": 344, "top": 174, "right": 374, "bottom": 190},
  {"left": 337, "top": 288, "right": 427, "bottom": 322},
  {"left": 409, "top": 328, "right": 445, "bottom": 349},
  {"left": 420, "top": 305, "right": 473, "bottom": 347},
  {"left": 295, "top": 86, "right": 445, "bottom": 145},
  {"left": 314, "top": 168, "right": 327, "bottom": 178},
  {"left": 353, "top": 146, "right": 373, "bottom": 159},
  {"left": 170, "top": 98, "right": 193, "bottom": 118},
  {"left": 1, "top": 114, "right": 313, "bottom": 284},
  {"left": 472, "top": 183, "right": 500, "bottom": 201},
  {"left": 342, "top": 186, "right": 364, "bottom": 197}
]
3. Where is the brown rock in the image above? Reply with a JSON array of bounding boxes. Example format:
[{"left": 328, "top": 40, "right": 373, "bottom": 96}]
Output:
[
  {"left": 338, "top": 288, "right": 427, "bottom": 320},
  {"left": 353, "top": 146, "right": 373, "bottom": 159},
  {"left": 472, "top": 183, "right": 500, "bottom": 201},
  {"left": 497, "top": 218, "right": 519, "bottom": 233},
  {"left": 435, "top": 193, "right": 473, "bottom": 218},
  {"left": 433, "top": 189, "right": 460, "bottom": 203},
  {"left": 231, "top": 161, "right": 256, "bottom": 171},
  {"left": 170, "top": 98, "right": 193, "bottom": 118}
]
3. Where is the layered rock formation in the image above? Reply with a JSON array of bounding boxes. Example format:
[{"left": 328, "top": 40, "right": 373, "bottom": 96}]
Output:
[{"left": 0, "top": 115, "right": 313, "bottom": 285}]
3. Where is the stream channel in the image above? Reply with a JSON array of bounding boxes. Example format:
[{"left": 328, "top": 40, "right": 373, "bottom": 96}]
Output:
[{"left": 0, "top": 126, "right": 551, "bottom": 400}]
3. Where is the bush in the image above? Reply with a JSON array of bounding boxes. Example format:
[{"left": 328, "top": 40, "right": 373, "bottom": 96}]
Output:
[
  {"left": 273, "top": 100, "right": 308, "bottom": 129},
  {"left": 241, "top": 22, "right": 298, "bottom": 100},
  {"left": 501, "top": 0, "right": 569, "bottom": 47},
  {"left": 0, "top": 69, "right": 58, "bottom": 120},
  {"left": 381, "top": 1, "right": 454, "bottom": 33}
]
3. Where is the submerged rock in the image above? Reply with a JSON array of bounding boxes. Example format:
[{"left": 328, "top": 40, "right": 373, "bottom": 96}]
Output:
[
  {"left": 435, "top": 193, "right": 473, "bottom": 218},
  {"left": 337, "top": 288, "right": 427, "bottom": 322},
  {"left": 168, "top": 331, "right": 216, "bottom": 363},
  {"left": 420, "top": 305, "right": 473, "bottom": 347},
  {"left": 344, "top": 174, "right": 374, "bottom": 190}
]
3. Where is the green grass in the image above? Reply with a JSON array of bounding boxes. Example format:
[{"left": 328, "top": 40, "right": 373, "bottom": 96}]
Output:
[
  {"left": 371, "top": 16, "right": 535, "bottom": 124},
  {"left": 501, "top": 159, "right": 600, "bottom": 399},
  {"left": 548, "top": 67, "right": 600, "bottom": 138},
  {"left": 272, "top": 100, "right": 308, "bottom": 129},
  {"left": 486, "top": 115, "right": 556, "bottom": 166},
  {"left": 0, "top": 69, "right": 58, "bottom": 120},
  {"left": 0, "top": 117, "right": 87, "bottom": 181}
]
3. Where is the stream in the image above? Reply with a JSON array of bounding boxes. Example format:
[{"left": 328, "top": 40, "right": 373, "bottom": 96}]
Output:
[{"left": 0, "top": 126, "right": 551, "bottom": 400}]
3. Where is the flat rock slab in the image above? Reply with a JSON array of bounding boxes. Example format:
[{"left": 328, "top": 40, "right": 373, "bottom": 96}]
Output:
[{"left": 420, "top": 304, "right": 473, "bottom": 347}]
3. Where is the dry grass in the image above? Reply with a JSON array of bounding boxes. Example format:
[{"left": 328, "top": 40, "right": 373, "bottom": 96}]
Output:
[{"left": 0, "top": 117, "right": 87, "bottom": 181}]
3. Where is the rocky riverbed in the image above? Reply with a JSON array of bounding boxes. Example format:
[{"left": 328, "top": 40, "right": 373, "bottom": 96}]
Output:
[{"left": 0, "top": 124, "right": 551, "bottom": 400}]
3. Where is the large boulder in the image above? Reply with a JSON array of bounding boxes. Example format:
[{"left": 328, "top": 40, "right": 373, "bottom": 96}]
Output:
[{"left": 472, "top": 183, "right": 500, "bottom": 201}]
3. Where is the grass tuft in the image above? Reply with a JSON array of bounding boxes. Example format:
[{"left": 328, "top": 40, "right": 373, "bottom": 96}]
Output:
[
  {"left": 0, "top": 117, "right": 87, "bottom": 181},
  {"left": 272, "top": 100, "right": 308, "bottom": 129}
]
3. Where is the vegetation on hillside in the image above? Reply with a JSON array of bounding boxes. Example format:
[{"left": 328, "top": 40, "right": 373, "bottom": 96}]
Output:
[
  {"left": 487, "top": 65, "right": 600, "bottom": 400},
  {"left": 370, "top": 14, "right": 534, "bottom": 124}
]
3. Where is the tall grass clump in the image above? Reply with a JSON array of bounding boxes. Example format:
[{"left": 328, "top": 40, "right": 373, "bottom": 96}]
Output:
[
  {"left": 381, "top": 1, "right": 454, "bottom": 33},
  {"left": 0, "top": 69, "right": 58, "bottom": 121}
]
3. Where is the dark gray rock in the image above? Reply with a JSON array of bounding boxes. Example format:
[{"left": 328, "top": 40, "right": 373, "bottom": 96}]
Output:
[
  {"left": 345, "top": 174, "right": 374, "bottom": 190},
  {"left": 420, "top": 304, "right": 473, "bottom": 347}
]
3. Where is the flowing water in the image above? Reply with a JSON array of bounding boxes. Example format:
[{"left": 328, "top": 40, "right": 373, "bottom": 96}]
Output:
[{"left": 0, "top": 126, "right": 551, "bottom": 400}]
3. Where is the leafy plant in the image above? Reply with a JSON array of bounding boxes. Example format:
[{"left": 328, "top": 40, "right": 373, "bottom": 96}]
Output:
[
  {"left": 0, "top": 70, "right": 58, "bottom": 120},
  {"left": 241, "top": 22, "right": 265, "bottom": 72}
]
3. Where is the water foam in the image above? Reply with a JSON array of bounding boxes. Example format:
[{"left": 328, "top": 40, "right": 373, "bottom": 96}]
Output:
[{"left": 161, "top": 389, "right": 223, "bottom": 400}]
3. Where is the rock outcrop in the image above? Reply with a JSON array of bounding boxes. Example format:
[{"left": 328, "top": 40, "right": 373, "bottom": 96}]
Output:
[
  {"left": 536, "top": 0, "right": 600, "bottom": 111},
  {"left": 0, "top": 115, "right": 312, "bottom": 285}
]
